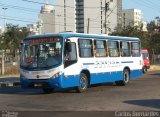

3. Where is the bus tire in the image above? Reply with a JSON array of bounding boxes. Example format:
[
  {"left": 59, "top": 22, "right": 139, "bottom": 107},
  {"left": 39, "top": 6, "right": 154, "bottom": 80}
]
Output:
[
  {"left": 76, "top": 73, "right": 88, "bottom": 93},
  {"left": 43, "top": 88, "right": 53, "bottom": 94},
  {"left": 142, "top": 66, "right": 147, "bottom": 73},
  {"left": 115, "top": 69, "right": 130, "bottom": 86}
]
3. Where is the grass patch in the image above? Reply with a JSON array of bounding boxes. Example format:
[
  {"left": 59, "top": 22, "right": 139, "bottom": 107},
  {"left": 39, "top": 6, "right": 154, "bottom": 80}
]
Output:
[{"left": 0, "top": 65, "right": 20, "bottom": 76}]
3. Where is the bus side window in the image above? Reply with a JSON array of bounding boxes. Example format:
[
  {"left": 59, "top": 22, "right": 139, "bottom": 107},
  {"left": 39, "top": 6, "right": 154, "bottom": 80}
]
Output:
[
  {"left": 78, "top": 39, "right": 93, "bottom": 57},
  {"left": 108, "top": 41, "right": 120, "bottom": 57},
  {"left": 94, "top": 40, "right": 107, "bottom": 57}
]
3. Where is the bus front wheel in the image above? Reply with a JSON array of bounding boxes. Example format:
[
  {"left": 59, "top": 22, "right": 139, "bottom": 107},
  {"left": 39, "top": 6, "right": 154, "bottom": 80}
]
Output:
[
  {"left": 76, "top": 73, "right": 88, "bottom": 93},
  {"left": 115, "top": 69, "right": 130, "bottom": 86},
  {"left": 43, "top": 88, "right": 54, "bottom": 94}
]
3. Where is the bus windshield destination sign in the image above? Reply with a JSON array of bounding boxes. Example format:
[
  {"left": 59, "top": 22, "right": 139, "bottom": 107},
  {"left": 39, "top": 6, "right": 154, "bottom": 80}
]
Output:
[{"left": 29, "top": 37, "right": 60, "bottom": 45}]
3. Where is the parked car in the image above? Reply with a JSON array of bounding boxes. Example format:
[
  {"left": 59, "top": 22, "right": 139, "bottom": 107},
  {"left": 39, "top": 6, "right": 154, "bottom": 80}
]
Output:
[{"left": 142, "top": 49, "right": 150, "bottom": 73}]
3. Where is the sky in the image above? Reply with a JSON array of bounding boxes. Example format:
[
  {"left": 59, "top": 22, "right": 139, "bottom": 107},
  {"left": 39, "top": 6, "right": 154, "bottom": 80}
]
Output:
[
  {"left": 0, "top": 0, "right": 160, "bottom": 28},
  {"left": 123, "top": 0, "right": 160, "bottom": 22}
]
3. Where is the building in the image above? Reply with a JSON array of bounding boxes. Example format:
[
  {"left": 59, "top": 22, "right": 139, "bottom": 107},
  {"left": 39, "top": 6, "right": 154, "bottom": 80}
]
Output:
[
  {"left": 27, "top": 24, "right": 39, "bottom": 35},
  {"left": 55, "top": 0, "right": 75, "bottom": 33},
  {"left": 122, "top": 9, "right": 142, "bottom": 29},
  {"left": 55, "top": 0, "right": 122, "bottom": 34},
  {"left": 27, "top": 1, "right": 55, "bottom": 35},
  {"left": 142, "top": 21, "right": 148, "bottom": 32},
  {"left": 38, "top": 1, "right": 55, "bottom": 34}
]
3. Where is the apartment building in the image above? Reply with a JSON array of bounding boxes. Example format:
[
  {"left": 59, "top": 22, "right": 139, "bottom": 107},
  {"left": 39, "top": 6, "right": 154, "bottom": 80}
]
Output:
[
  {"left": 55, "top": 0, "right": 75, "bottom": 33},
  {"left": 55, "top": 0, "right": 122, "bottom": 34},
  {"left": 122, "top": 9, "right": 142, "bottom": 28},
  {"left": 38, "top": 1, "right": 55, "bottom": 34}
]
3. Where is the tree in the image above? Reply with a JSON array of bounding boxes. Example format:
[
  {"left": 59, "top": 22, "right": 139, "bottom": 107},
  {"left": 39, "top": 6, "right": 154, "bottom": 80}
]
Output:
[
  {"left": 0, "top": 24, "right": 30, "bottom": 61},
  {"left": 112, "top": 17, "right": 160, "bottom": 57}
]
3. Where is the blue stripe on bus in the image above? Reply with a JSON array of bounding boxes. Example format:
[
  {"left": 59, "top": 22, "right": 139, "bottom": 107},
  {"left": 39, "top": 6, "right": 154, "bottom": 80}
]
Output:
[
  {"left": 121, "top": 61, "right": 134, "bottom": 64},
  {"left": 21, "top": 69, "right": 142, "bottom": 89}
]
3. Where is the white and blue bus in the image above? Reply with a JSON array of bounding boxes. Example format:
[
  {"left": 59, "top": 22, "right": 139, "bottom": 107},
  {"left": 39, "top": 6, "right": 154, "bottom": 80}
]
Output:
[{"left": 20, "top": 33, "right": 143, "bottom": 93}]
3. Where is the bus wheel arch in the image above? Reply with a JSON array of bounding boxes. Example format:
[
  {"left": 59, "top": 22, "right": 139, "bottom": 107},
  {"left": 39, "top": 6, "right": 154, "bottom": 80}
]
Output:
[
  {"left": 76, "top": 70, "right": 90, "bottom": 93},
  {"left": 123, "top": 67, "right": 130, "bottom": 75}
]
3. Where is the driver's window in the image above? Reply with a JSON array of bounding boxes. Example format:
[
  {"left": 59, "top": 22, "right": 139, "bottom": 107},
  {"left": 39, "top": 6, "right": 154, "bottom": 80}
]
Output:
[
  {"left": 64, "top": 42, "right": 77, "bottom": 61},
  {"left": 64, "top": 42, "right": 77, "bottom": 68}
]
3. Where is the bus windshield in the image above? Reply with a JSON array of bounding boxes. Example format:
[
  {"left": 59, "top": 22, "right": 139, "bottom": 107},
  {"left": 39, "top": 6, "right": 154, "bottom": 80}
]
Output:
[
  {"left": 20, "top": 37, "right": 62, "bottom": 69},
  {"left": 142, "top": 53, "right": 149, "bottom": 60}
]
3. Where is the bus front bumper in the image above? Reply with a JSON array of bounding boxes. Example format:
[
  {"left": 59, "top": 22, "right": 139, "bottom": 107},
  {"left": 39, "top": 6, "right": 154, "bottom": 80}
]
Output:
[{"left": 20, "top": 78, "right": 61, "bottom": 89}]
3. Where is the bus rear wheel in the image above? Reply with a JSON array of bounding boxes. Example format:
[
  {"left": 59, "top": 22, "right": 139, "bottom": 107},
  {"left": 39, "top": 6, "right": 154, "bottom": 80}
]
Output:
[
  {"left": 115, "top": 69, "right": 130, "bottom": 86},
  {"left": 142, "top": 66, "right": 147, "bottom": 73},
  {"left": 76, "top": 73, "right": 88, "bottom": 93}
]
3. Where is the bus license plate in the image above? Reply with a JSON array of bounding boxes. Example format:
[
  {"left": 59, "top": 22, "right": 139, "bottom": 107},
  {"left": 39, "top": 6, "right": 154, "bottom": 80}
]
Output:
[{"left": 34, "top": 83, "right": 42, "bottom": 87}]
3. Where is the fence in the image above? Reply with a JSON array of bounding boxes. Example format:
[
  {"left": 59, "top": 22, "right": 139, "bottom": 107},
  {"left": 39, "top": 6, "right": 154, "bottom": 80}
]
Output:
[{"left": 150, "top": 54, "right": 160, "bottom": 64}]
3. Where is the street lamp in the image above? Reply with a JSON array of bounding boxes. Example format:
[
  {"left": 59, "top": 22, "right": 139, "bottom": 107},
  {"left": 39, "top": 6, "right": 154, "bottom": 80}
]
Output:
[{"left": 1, "top": 8, "right": 7, "bottom": 75}]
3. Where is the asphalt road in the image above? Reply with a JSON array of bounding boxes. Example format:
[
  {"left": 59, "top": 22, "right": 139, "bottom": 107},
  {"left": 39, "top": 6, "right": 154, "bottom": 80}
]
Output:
[{"left": 0, "top": 71, "right": 160, "bottom": 117}]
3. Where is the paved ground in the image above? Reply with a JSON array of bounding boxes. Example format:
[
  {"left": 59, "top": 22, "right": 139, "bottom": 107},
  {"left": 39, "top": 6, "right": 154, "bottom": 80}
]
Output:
[
  {"left": 0, "top": 69, "right": 160, "bottom": 117},
  {"left": 0, "top": 71, "right": 160, "bottom": 110}
]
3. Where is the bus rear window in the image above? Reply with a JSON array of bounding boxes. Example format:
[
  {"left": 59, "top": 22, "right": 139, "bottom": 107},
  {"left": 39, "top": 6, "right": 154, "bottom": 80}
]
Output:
[
  {"left": 120, "top": 41, "right": 131, "bottom": 57},
  {"left": 131, "top": 42, "right": 140, "bottom": 57}
]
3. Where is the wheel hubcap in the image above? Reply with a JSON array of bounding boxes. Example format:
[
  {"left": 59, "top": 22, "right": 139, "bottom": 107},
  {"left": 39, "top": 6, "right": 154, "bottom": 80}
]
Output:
[
  {"left": 80, "top": 77, "right": 86, "bottom": 89},
  {"left": 124, "top": 72, "right": 129, "bottom": 83}
]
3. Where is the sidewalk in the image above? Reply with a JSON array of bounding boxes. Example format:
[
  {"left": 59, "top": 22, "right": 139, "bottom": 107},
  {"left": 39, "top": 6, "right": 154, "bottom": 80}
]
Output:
[{"left": 148, "top": 64, "right": 160, "bottom": 71}]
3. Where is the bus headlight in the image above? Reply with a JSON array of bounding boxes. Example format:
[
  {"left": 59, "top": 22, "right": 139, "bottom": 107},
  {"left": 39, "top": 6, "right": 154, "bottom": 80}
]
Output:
[{"left": 51, "top": 72, "right": 63, "bottom": 79}]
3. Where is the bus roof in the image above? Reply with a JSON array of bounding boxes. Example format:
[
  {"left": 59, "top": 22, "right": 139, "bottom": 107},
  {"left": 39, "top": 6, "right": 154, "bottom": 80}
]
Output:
[{"left": 24, "top": 32, "right": 140, "bottom": 41}]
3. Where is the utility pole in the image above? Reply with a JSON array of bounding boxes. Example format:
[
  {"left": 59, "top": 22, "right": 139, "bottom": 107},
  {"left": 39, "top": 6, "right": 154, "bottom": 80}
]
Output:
[
  {"left": 1, "top": 7, "right": 8, "bottom": 75},
  {"left": 2, "top": 8, "right": 8, "bottom": 32},
  {"left": 64, "top": 0, "right": 66, "bottom": 31},
  {"left": 105, "top": 1, "right": 109, "bottom": 34},
  {"left": 87, "top": 18, "right": 90, "bottom": 34},
  {"left": 100, "top": 0, "right": 103, "bottom": 34},
  {"left": 57, "top": 15, "right": 61, "bottom": 32}
]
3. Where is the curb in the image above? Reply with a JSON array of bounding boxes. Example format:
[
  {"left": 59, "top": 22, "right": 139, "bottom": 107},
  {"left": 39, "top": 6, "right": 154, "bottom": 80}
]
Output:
[{"left": 0, "top": 82, "right": 21, "bottom": 88}]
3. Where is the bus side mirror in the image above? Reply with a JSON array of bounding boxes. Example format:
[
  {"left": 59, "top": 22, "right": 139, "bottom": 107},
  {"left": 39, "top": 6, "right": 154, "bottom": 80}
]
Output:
[
  {"left": 19, "top": 42, "right": 23, "bottom": 55},
  {"left": 65, "top": 42, "right": 72, "bottom": 52}
]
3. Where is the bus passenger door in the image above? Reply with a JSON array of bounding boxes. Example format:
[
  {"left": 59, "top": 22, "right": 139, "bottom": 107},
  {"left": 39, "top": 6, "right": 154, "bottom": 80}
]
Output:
[{"left": 64, "top": 42, "right": 77, "bottom": 68}]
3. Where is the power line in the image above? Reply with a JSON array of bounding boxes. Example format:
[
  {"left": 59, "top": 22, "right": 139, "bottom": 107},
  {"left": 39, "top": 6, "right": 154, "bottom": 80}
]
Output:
[
  {"left": 129, "top": 0, "right": 160, "bottom": 13},
  {"left": 0, "top": 2, "right": 39, "bottom": 13},
  {"left": 22, "top": 0, "right": 75, "bottom": 9},
  {"left": 0, "top": 0, "right": 157, "bottom": 30}
]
